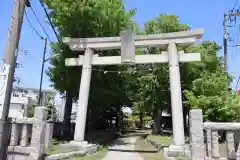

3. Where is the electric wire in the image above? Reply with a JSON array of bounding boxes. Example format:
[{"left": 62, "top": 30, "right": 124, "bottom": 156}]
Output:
[
  {"left": 24, "top": 10, "right": 44, "bottom": 40},
  {"left": 27, "top": 3, "right": 53, "bottom": 42},
  {"left": 26, "top": 1, "right": 62, "bottom": 61},
  {"left": 39, "top": 0, "right": 61, "bottom": 43},
  {"left": 24, "top": 2, "right": 60, "bottom": 59},
  {"left": 232, "top": 0, "right": 239, "bottom": 11},
  {"left": 227, "top": 1, "right": 240, "bottom": 90},
  {"left": 26, "top": 1, "right": 62, "bottom": 60}
]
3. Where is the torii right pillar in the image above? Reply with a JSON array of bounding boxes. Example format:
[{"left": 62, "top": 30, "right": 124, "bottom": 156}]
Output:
[{"left": 168, "top": 42, "right": 185, "bottom": 146}]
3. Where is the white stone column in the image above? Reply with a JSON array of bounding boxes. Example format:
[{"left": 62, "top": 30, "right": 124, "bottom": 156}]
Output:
[
  {"left": 211, "top": 131, "right": 220, "bottom": 158},
  {"left": 74, "top": 48, "right": 93, "bottom": 142},
  {"left": 189, "top": 109, "right": 205, "bottom": 159},
  {"left": 168, "top": 42, "right": 185, "bottom": 145},
  {"left": 226, "top": 131, "right": 235, "bottom": 159},
  {"left": 20, "top": 124, "right": 29, "bottom": 146}
]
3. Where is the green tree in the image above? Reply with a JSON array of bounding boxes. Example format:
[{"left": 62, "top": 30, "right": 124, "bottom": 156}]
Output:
[
  {"left": 126, "top": 13, "right": 189, "bottom": 134},
  {"left": 44, "top": 0, "right": 136, "bottom": 131},
  {"left": 23, "top": 104, "right": 35, "bottom": 118},
  {"left": 183, "top": 41, "right": 240, "bottom": 121},
  {"left": 128, "top": 13, "right": 240, "bottom": 133},
  {"left": 44, "top": 94, "right": 58, "bottom": 121}
]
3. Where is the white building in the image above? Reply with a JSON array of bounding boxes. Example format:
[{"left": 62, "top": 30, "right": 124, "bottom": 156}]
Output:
[
  {"left": 0, "top": 87, "right": 56, "bottom": 119},
  {"left": 55, "top": 94, "right": 77, "bottom": 122},
  {"left": 0, "top": 65, "right": 56, "bottom": 118}
]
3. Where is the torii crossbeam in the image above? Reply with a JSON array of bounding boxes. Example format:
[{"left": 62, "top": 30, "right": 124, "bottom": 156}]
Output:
[{"left": 63, "top": 28, "right": 204, "bottom": 147}]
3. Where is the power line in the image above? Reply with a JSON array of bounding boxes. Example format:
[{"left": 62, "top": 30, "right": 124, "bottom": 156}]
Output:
[
  {"left": 27, "top": 3, "right": 53, "bottom": 42},
  {"left": 24, "top": 10, "right": 44, "bottom": 40},
  {"left": 39, "top": 1, "right": 61, "bottom": 43},
  {"left": 232, "top": 0, "right": 239, "bottom": 11},
  {"left": 25, "top": 1, "right": 60, "bottom": 58},
  {"left": 24, "top": 9, "right": 55, "bottom": 59},
  {"left": 224, "top": 1, "right": 240, "bottom": 90},
  {"left": 26, "top": 1, "right": 62, "bottom": 60}
]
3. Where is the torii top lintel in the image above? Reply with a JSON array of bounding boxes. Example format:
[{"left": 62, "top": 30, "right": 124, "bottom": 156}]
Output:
[{"left": 63, "top": 28, "right": 204, "bottom": 51}]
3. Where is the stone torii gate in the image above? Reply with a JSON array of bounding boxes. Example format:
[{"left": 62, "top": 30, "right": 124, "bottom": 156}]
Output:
[{"left": 63, "top": 29, "right": 204, "bottom": 147}]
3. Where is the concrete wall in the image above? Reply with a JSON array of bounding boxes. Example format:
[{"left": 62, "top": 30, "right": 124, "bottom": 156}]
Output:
[
  {"left": 0, "top": 104, "right": 23, "bottom": 118},
  {"left": 6, "top": 107, "right": 52, "bottom": 160}
]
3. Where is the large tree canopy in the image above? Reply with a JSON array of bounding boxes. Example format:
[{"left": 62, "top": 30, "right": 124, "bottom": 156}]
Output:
[
  {"left": 44, "top": 0, "right": 136, "bottom": 130},
  {"left": 125, "top": 13, "right": 240, "bottom": 127}
]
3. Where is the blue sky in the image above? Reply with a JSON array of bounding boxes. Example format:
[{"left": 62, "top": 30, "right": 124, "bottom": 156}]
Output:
[{"left": 0, "top": 0, "right": 239, "bottom": 90}]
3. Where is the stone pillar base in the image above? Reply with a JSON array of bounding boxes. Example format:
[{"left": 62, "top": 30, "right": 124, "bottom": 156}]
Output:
[
  {"left": 69, "top": 141, "right": 89, "bottom": 147},
  {"left": 60, "top": 141, "right": 99, "bottom": 155},
  {"left": 167, "top": 145, "right": 191, "bottom": 157}
]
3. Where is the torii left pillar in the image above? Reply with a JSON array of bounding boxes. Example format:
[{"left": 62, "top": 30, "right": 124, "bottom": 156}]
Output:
[{"left": 74, "top": 48, "right": 93, "bottom": 142}]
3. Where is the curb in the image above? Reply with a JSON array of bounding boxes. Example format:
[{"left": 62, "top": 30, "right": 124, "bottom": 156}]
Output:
[
  {"left": 44, "top": 144, "right": 101, "bottom": 160},
  {"left": 146, "top": 139, "right": 162, "bottom": 151}
]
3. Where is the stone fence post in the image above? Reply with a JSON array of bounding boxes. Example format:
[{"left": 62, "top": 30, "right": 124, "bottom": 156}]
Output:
[
  {"left": 45, "top": 123, "right": 54, "bottom": 151},
  {"left": 189, "top": 109, "right": 205, "bottom": 159},
  {"left": 234, "top": 130, "right": 240, "bottom": 158},
  {"left": 10, "top": 123, "right": 21, "bottom": 146},
  {"left": 30, "top": 107, "right": 47, "bottom": 159}
]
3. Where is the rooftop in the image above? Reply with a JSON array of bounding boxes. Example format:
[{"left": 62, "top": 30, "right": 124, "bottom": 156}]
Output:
[{"left": 13, "top": 86, "right": 56, "bottom": 93}]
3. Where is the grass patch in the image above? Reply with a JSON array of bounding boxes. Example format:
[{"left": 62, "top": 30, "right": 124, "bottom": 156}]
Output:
[
  {"left": 63, "top": 148, "right": 108, "bottom": 160},
  {"left": 135, "top": 136, "right": 162, "bottom": 160},
  {"left": 48, "top": 145, "right": 79, "bottom": 155},
  {"left": 47, "top": 139, "right": 79, "bottom": 155},
  {"left": 47, "top": 132, "right": 117, "bottom": 159},
  {"left": 147, "top": 135, "right": 172, "bottom": 146},
  {"left": 85, "top": 131, "right": 119, "bottom": 146},
  {"left": 135, "top": 135, "right": 190, "bottom": 160}
]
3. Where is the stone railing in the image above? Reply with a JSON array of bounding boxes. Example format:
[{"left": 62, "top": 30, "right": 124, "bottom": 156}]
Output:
[
  {"left": 7, "top": 107, "right": 53, "bottom": 160},
  {"left": 164, "top": 109, "right": 240, "bottom": 160},
  {"left": 189, "top": 109, "right": 240, "bottom": 160}
]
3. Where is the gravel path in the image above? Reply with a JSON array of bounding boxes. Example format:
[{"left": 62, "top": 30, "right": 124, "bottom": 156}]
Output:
[{"left": 102, "top": 135, "right": 143, "bottom": 160}]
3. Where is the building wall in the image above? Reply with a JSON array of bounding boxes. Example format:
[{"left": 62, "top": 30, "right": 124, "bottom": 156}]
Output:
[
  {"left": 0, "top": 104, "right": 23, "bottom": 118},
  {"left": 0, "top": 64, "right": 57, "bottom": 119},
  {"left": 55, "top": 96, "right": 77, "bottom": 122},
  {"left": 0, "top": 64, "right": 9, "bottom": 105}
]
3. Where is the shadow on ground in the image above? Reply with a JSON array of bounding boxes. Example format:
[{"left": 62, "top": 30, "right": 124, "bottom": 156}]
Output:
[
  {"left": 120, "top": 133, "right": 149, "bottom": 137},
  {"left": 108, "top": 139, "right": 132, "bottom": 146},
  {"left": 86, "top": 130, "right": 147, "bottom": 146},
  {"left": 108, "top": 148, "right": 158, "bottom": 153},
  {"left": 85, "top": 131, "right": 120, "bottom": 146}
]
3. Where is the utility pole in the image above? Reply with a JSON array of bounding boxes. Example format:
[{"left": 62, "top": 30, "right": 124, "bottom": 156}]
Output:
[
  {"left": 0, "top": 0, "right": 30, "bottom": 159},
  {"left": 223, "top": 11, "right": 240, "bottom": 73},
  {"left": 37, "top": 38, "right": 47, "bottom": 106},
  {"left": 223, "top": 13, "right": 228, "bottom": 72}
]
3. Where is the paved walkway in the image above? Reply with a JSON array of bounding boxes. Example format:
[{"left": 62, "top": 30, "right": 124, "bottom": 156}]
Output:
[{"left": 102, "top": 135, "right": 144, "bottom": 160}]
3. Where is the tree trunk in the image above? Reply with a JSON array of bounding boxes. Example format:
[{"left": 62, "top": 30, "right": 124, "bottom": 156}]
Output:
[
  {"left": 115, "top": 106, "right": 121, "bottom": 132},
  {"left": 183, "top": 104, "right": 190, "bottom": 135},
  {"left": 183, "top": 105, "right": 187, "bottom": 133},
  {"left": 60, "top": 91, "right": 73, "bottom": 139},
  {"left": 152, "top": 108, "right": 162, "bottom": 134},
  {"left": 63, "top": 91, "right": 73, "bottom": 127},
  {"left": 120, "top": 109, "right": 123, "bottom": 133},
  {"left": 139, "top": 112, "right": 143, "bottom": 129}
]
